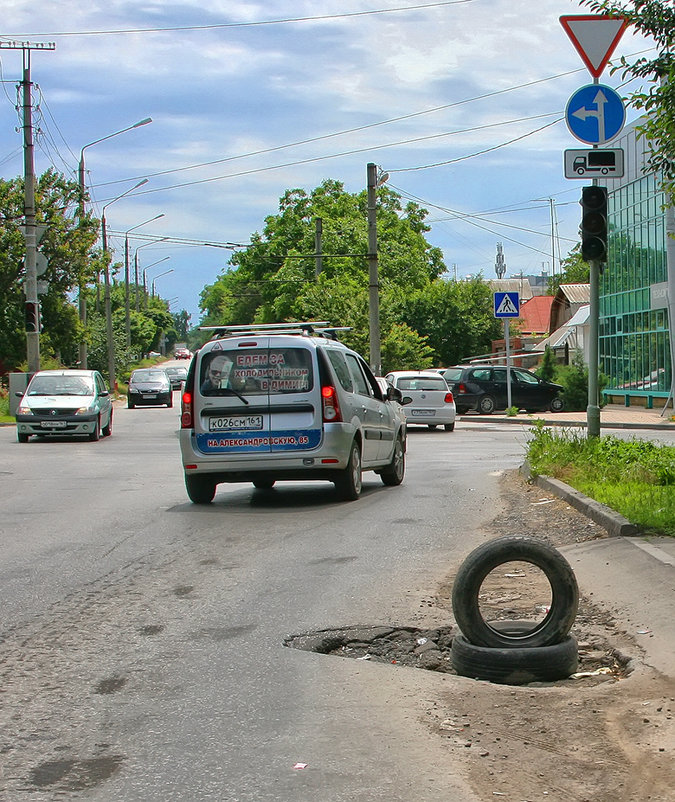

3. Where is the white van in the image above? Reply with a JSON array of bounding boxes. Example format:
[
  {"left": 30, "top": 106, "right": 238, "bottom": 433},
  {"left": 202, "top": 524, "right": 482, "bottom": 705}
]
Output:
[{"left": 179, "top": 323, "right": 408, "bottom": 503}]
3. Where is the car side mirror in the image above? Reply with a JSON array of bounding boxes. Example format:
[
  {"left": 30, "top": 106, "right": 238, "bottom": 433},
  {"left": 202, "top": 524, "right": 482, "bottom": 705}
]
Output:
[
  {"left": 100, "top": 390, "right": 110, "bottom": 397},
  {"left": 400, "top": 395, "right": 413, "bottom": 406},
  {"left": 386, "top": 385, "right": 403, "bottom": 403}
]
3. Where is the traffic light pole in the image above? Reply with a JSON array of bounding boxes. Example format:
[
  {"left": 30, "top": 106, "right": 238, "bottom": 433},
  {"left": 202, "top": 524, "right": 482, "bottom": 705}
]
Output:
[{"left": 587, "top": 258, "right": 601, "bottom": 437}]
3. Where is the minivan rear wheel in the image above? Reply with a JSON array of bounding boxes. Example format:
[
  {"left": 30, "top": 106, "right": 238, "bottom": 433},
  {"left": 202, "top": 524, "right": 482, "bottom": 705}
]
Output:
[
  {"left": 185, "top": 474, "right": 216, "bottom": 504},
  {"left": 335, "top": 441, "right": 362, "bottom": 501},
  {"left": 380, "top": 436, "right": 405, "bottom": 486}
]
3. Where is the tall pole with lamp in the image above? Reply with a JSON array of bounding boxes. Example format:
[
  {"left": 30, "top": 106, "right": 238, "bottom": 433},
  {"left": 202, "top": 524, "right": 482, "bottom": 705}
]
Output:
[
  {"left": 77, "top": 117, "right": 152, "bottom": 368},
  {"left": 101, "top": 179, "right": 149, "bottom": 394},
  {"left": 134, "top": 238, "right": 169, "bottom": 311}
]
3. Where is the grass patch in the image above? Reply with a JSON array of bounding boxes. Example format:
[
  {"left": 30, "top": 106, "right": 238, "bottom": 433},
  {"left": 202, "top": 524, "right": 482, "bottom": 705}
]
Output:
[{"left": 526, "top": 423, "right": 675, "bottom": 536}]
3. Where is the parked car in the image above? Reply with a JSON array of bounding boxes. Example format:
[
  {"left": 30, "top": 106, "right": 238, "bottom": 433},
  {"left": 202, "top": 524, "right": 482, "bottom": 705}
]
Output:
[
  {"left": 179, "top": 322, "right": 409, "bottom": 503},
  {"left": 174, "top": 347, "right": 191, "bottom": 360},
  {"left": 127, "top": 368, "right": 173, "bottom": 408},
  {"left": 444, "top": 364, "right": 565, "bottom": 414},
  {"left": 15, "top": 369, "right": 113, "bottom": 442},
  {"left": 384, "top": 370, "right": 456, "bottom": 431},
  {"left": 165, "top": 365, "right": 188, "bottom": 390}
]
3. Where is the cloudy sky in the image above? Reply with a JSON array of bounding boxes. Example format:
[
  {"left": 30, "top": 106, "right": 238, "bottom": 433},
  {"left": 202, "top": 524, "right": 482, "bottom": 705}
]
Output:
[{"left": 0, "top": 1, "right": 654, "bottom": 324}]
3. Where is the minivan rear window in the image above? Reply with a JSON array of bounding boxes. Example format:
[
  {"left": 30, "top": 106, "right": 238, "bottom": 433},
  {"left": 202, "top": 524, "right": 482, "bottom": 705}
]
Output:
[{"left": 200, "top": 348, "right": 313, "bottom": 396}]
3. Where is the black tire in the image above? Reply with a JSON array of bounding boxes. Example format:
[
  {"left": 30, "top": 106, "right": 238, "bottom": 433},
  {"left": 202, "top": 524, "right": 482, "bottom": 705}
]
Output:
[
  {"left": 550, "top": 396, "right": 565, "bottom": 413},
  {"left": 335, "top": 441, "right": 362, "bottom": 501},
  {"left": 167, "top": 395, "right": 173, "bottom": 408},
  {"left": 451, "top": 633, "right": 578, "bottom": 685},
  {"left": 128, "top": 400, "right": 134, "bottom": 409},
  {"left": 380, "top": 436, "right": 405, "bottom": 486},
  {"left": 17, "top": 432, "right": 29, "bottom": 443},
  {"left": 185, "top": 474, "right": 216, "bottom": 504},
  {"left": 88, "top": 416, "right": 100, "bottom": 441},
  {"left": 252, "top": 478, "right": 275, "bottom": 490},
  {"left": 428, "top": 424, "right": 438, "bottom": 430},
  {"left": 102, "top": 410, "right": 113, "bottom": 437},
  {"left": 444, "top": 422, "right": 455, "bottom": 432},
  {"left": 478, "top": 395, "right": 496, "bottom": 414},
  {"left": 451, "top": 536, "right": 579, "bottom": 649}
]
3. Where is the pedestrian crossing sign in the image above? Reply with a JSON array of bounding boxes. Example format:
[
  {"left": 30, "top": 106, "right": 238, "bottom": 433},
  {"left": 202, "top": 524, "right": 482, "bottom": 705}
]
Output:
[{"left": 494, "top": 291, "right": 520, "bottom": 318}]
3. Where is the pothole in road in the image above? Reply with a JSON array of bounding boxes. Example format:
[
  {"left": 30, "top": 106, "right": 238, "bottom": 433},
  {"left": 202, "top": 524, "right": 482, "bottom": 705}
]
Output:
[{"left": 284, "top": 623, "right": 632, "bottom": 683}]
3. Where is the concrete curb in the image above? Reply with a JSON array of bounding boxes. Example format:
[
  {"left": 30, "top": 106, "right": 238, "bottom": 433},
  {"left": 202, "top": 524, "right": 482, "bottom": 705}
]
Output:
[
  {"left": 460, "top": 414, "right": 675, "bottom": 431},
  {"left": 519, "top": 462, "right": 639, "bottom": 538}
]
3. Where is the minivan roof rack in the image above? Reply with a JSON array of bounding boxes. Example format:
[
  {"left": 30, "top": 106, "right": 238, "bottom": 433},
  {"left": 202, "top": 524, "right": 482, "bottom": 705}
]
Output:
[{"left": 198, "top": 321, "right": 351, "bottom": 341}]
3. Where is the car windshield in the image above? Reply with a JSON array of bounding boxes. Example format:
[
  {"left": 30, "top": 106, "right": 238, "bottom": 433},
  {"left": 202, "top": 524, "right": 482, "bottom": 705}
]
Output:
[
  {"left": 27, "top": 376, "right": 94, "bottom": 396},
  {"left": 443, "top": 367, "right": 463, "bottom": 381},
  {"left": 132, "top": 370, "right": 167, "bottom": 382},
  {"left": 166, "top": 368, "right": 186, "bottom": 377},
  {"left": 397, "top": 377, "right": 447, "bottom": 391}
]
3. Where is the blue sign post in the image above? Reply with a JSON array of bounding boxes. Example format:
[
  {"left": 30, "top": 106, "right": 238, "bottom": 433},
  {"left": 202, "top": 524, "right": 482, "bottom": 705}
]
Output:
[
  {"left": 565, "top": 84, "right": 625, "bottom": 145},
  {"left": 493, "top": 292, "right": 519, "bottom": 410}
]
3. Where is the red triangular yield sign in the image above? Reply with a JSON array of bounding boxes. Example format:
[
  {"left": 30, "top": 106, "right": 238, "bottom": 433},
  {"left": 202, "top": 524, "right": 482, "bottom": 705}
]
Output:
[{"left": 560, "top": 14, "right": 629, "bottom": 78}]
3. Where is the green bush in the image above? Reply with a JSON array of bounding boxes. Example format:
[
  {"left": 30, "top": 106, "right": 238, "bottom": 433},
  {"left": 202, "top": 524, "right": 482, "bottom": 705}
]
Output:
[{"left": 525, "top": 423, "right": 675, "bottom": 535}]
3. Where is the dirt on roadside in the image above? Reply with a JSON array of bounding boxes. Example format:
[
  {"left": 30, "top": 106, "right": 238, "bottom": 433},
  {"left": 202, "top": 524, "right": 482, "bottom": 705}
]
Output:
[{"left": 427, "top": 469, "right": 674, "bottom": 802}]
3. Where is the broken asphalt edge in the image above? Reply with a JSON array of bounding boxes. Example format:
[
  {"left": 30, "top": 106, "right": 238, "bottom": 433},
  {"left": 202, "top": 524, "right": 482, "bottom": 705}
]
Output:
[{"left": 519, "top": 461, "right": 639, "bottom": 538}]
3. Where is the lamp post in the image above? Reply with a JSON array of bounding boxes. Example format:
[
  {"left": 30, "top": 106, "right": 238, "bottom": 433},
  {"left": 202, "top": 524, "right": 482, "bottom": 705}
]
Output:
[
  {"left": 134, "top": 238, "right": 169, "bottom": 311},
  {"left": 143, "top": 257, "right": 171, "bottom": 308},
  {"left": 101, "top": 178, "right": 149, "bottom": 393},
  {"left": 151, "top": 268, "right": 174, "bottom": 298},
  {"left": 124, "top": 214, "right": 164, "bottom": 345},
  {"left": 77, "top": 117, "right": 152, "bottom": 368}
]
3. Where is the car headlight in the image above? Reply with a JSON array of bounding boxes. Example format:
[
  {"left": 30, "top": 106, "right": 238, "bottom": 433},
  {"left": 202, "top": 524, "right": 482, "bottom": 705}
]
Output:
[
  {"left": 75, "top": 406, "right": 93, "bottom": 414},
  {"left": 18, "top": 404, "right": 33, "bottom": 415}
]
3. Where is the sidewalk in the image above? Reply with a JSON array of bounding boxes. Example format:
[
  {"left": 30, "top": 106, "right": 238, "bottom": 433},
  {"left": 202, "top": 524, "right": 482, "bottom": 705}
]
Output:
[{"left": 460, "top": 402, "right": 675, "bottom": 431}]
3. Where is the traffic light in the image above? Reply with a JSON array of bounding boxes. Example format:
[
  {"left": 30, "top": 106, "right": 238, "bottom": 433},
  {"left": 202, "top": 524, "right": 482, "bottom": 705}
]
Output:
[
  {"left": 25, "top": 301, "right": 39, "bottom": 333},
  {"left": 580, "top": 185, "right": 608, "bottom": 262}
]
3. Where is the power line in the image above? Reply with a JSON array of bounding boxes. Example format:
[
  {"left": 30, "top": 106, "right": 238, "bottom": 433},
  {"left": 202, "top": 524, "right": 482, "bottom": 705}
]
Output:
[{"left": 3, "top": 2, "right": 474, "bottom": 37}]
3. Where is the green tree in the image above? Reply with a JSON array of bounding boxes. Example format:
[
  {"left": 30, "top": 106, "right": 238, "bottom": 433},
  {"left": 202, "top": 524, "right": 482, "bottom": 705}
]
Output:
[
  {"left": 582, "top": 0, "right": 675, "bottom": 198},
  {"left": 548, "top": 244, "right": 590, "bottom": 294},
  {"left": 536, "top": 345, "right": 557, "bottom": 382},
  {"left": 0, "top": 170, "right": 99, "bottom": 371}
]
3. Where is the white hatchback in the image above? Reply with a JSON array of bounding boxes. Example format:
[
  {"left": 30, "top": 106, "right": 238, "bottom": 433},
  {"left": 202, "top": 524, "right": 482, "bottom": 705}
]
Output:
[{"left": 385, "top": 371, "right": 456, "bottom": 431}]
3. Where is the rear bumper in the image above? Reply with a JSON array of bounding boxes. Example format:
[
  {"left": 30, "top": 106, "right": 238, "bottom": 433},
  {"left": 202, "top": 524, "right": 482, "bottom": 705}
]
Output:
[{"left": 180, "top": 423, "right": 355, "bottom": 474}]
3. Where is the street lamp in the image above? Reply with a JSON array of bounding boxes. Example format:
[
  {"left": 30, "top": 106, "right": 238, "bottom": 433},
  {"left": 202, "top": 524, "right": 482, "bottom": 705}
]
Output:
[
  {"left": 151, "top": 268, "right": 174, "bottom": 298},
  {"left": 143, "top": 257, "right": 171, "bottom": 307},
  {"left": 134, "top": 238, "right": 170, "bottom": 311},
  {"left": 124, "top": 214, "right": 164, "bottom": 345},
  {"left": 77, "top": 117, "right": 152, "bottom": 368},
  {"left": 101, "top": 178, "right": 149, "bottom": 393}
]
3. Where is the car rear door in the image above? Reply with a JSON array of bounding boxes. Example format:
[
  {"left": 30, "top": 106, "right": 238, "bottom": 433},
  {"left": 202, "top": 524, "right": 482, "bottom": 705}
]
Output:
[{"left": 195, "top": 339, "right": 322, "bottom": 456}]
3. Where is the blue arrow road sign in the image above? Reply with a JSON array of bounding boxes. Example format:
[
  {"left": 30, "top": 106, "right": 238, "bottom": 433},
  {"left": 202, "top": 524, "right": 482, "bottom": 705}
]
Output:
[
  {"left": 494, "top": 292, "right": 520, "bottom": 318},
  {"left": 565, "top": 84, "right": 625, "bottom": 145}
]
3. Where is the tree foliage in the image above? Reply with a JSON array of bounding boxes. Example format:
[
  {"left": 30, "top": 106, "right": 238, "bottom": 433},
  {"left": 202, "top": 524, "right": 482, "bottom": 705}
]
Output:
[
  {"left": 200, "top": 179, "right": 500, "bottom": 370},
  {"left": 582, "top": 0, "right": 675, "bottom": 198},
  {"left": 548, "top": 244, "right": 590, "bottom": 294}
]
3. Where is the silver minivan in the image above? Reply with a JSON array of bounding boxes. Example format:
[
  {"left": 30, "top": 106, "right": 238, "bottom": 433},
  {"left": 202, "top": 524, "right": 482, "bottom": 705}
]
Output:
[{"left": 179, "top": 323, "right": 408, "bottom": 503}]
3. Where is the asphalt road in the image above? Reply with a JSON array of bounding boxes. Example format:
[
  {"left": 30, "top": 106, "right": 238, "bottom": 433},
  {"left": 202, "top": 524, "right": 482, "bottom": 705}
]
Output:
[{"left": 0, "top": 407, "right": 618, "bottom": 800}]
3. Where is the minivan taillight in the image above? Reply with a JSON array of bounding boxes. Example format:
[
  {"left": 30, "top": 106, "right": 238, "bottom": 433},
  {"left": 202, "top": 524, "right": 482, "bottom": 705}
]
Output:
[
  {"left": 321, "top": 385, "right": 342, "bottom": 422},
  {"left": 181, "top": 390, "right": 193, "bottom": 429},
  {"left": 457, "top": 383, "right": 468, "bottom": 394},
  {"left": 444, "top": 391, "right": 454, "bottom": 404}
]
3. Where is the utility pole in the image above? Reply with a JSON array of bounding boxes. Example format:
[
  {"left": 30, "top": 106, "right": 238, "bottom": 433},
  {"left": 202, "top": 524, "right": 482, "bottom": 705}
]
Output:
[
  {"left": 314, "top": 217, "right": 323, "bottom": 277},
  {"left": 367, "top": 163, "right": 381, "bottom": 375},
  {"left": 2, "top": 41, "right": 55, "bottom": 373}
]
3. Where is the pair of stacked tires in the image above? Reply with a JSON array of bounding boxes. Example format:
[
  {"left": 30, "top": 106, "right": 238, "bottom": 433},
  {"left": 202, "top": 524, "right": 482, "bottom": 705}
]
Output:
[{"left": 451, "top": 537, "right": 579, "bottom": 685}]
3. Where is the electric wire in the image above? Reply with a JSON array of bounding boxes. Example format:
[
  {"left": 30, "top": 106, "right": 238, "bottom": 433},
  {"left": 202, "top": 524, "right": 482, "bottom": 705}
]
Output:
[{"left": 3, "top": 2, "right": 475, "bottom": 38}]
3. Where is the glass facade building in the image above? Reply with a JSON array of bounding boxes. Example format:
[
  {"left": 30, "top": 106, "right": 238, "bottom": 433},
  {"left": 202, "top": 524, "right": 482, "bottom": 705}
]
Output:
[{"left": 599, "top": 121, "right": 672, "bottom": 405}]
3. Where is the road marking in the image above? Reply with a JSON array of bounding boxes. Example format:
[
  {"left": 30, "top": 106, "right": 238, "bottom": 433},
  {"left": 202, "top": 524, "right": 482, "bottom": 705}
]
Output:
[{"left": 626, "top": 538, "right": 675, "bottom": 566}]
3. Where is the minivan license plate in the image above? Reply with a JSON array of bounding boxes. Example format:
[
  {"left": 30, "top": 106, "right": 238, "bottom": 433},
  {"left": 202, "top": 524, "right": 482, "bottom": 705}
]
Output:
[
  {"left": 411, "top": 408, "right": 434, "bottom": 415},
  {"left": 209, "top": 414, "right": 263, "bottom": 432}
]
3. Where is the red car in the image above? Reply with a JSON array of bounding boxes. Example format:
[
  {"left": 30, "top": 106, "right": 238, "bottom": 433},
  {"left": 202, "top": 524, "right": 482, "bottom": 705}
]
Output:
[{"left": 174, "top": 347, "right": 191, "bottom": 360}]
